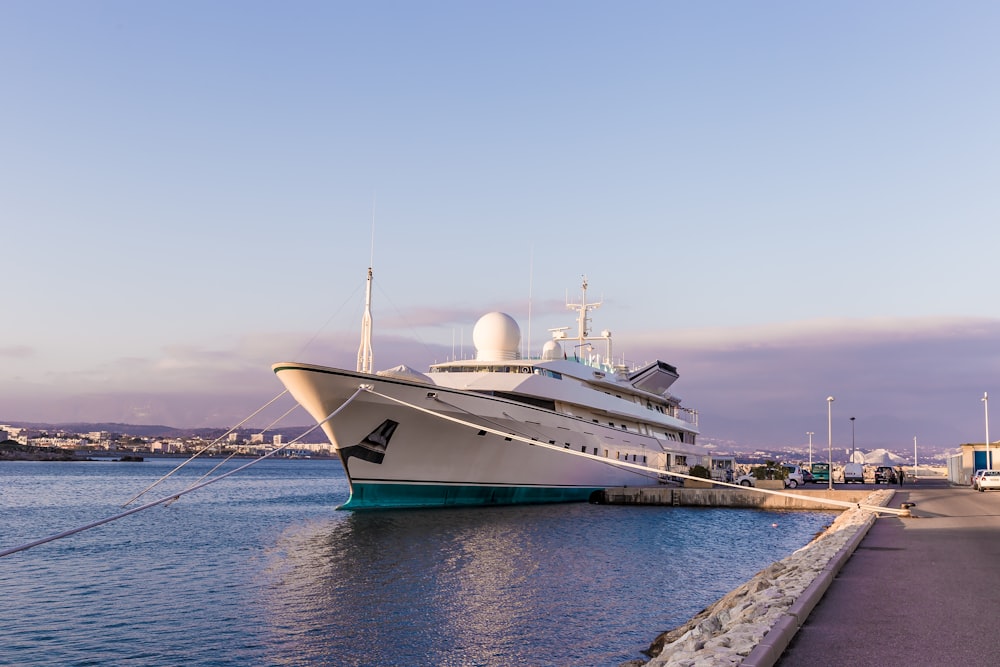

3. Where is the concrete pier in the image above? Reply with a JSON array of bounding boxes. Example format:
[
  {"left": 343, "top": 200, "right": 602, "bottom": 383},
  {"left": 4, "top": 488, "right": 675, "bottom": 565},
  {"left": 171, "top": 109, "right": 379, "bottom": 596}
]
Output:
[
  {"left": 619, "top": 479, "right": 990, "bottom": 667},
  {"left": 776, "top": 479, "right": 999, "bottom": 666},
  {"left": 599, "top": 486, "right": 874, "bottom": 511}
]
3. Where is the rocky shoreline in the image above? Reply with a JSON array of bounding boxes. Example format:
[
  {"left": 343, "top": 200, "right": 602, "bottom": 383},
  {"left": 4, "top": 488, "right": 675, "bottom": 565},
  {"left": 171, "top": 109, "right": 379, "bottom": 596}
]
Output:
[
  {"left": 0, "top": 442, "right": 92, "bottom": 461},
  {"left": 622, "top": 490, "right": 892, "bottom": 667}
]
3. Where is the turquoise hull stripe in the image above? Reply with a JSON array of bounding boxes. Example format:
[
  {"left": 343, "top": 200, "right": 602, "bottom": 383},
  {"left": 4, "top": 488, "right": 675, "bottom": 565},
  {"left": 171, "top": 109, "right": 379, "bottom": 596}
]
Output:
[{"left": 339, "top": 482, "right": 600, "bottom": 510}]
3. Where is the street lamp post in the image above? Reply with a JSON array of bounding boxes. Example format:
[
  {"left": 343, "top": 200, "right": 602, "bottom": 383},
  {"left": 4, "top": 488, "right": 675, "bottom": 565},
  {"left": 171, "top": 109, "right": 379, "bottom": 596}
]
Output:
[
  {"left": 827, "top": 396, "right": 835, "bottom": 490},
  {"left": 913, "top": 436, "right": 918, "bottom": 481},
  {"left": 850, "top": 417, "right": 856, "bottom": 464},
  {"left": 984, "top": 392, "right": 991, "bottom": 470},
  {"left": 807, "top": 432, "right": 814, "bottom": 468}
]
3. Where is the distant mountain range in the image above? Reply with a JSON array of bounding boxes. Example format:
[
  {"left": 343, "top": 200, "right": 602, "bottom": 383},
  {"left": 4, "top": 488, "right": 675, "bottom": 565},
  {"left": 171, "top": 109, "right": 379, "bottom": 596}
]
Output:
[{"left": 1, "top": 421, "right": 317, "bottom": 441}]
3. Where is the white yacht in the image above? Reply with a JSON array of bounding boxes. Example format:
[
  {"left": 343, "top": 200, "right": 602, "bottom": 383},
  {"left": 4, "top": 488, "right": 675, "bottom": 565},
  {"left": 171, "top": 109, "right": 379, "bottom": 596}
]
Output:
[{"left": 273, "top": 274, "right": 706, "bottom": 508}]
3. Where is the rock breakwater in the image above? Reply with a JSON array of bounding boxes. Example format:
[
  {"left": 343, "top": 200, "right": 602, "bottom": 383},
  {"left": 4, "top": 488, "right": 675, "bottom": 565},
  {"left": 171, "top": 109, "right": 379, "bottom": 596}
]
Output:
[{"left": 623, "top": 490, "right": 893, "bottom": 667}]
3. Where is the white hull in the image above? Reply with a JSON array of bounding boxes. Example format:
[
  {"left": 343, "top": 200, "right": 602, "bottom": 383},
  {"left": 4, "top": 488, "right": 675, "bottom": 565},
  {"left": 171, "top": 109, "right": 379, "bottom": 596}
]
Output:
[{"left": 274, "top": 363, "right": 674, "bottom": 508}]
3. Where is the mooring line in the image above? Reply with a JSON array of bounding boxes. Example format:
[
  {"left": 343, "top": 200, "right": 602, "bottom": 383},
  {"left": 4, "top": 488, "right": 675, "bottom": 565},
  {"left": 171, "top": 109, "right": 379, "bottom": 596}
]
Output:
[
  {"left": 181, "top": 402, "right": 304, "bottom": 496},
  {"left": 121, "top": 390, "right": 289, "bottom": 508},
  {"left": 429, "top": 394, "right": 660, "bottom": 481},
  {"left": 0, "top": 388, "right": 364, "bottom": 559},
  {"left": 363, "top": 387, "right": 907, "bottom": 516}
]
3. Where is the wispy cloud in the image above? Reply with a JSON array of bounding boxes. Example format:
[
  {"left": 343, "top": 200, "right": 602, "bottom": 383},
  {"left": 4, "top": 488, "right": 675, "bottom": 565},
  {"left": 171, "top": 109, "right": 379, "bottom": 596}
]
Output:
[
  {"left": 635, "top": 317, "right": 1000, "bottom": 451},
  {"left": 3, "top": 316, "right": 997, "bottom": 453}
]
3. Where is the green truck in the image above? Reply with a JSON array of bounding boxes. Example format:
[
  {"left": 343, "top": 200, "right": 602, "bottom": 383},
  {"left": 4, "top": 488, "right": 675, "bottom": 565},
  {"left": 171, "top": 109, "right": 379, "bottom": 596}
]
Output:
[{"left": 810, "top": 462, "right": 830, "bottom": 484}]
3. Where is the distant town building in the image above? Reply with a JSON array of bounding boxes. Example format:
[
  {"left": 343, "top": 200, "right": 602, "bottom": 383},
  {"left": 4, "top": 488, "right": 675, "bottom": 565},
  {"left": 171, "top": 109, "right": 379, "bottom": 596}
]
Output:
[
  {"left": 948, "top": 442, "right": 999, "bottom": 485},
  {"left": 150, "top": 439, "right": 183, "bottom": 454},
  {"left": 0, "top": 425, "right": 27, "bottom": 444}
]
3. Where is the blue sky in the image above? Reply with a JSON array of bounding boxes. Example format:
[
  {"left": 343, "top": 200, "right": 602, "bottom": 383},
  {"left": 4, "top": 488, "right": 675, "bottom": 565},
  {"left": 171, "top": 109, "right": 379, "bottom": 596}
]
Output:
[{"left": 3, "top": 1, "right": 999, "bottom": 454}]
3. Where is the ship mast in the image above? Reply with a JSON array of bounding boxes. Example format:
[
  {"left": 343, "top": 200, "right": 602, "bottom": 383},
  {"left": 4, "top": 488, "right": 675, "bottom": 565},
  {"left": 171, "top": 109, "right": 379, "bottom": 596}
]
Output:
[
  {"left": 565, "top": 276, "right": 612, "bottom": 361},
  {"left": 357, "top": 266, "right": 374, "bottom": 373},
  {"left": 357, "top": 199, "right": 376, "bottom": 374},
  {"left": 569, "top": 276, "right": 598, "bottom": 340}
]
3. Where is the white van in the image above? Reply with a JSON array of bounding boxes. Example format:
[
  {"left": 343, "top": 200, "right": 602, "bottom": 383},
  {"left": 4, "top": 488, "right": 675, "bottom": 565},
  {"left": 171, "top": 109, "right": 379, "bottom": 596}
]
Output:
[{"left": 843, "top": 462, "right": 864, "bottom": 483}]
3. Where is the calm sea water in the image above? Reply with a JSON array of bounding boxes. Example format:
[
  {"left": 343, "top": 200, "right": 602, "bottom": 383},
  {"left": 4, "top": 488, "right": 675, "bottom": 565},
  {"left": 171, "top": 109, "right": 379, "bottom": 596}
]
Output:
[{"left": 1, "top": 458, "right": 836, "bottom": 666}]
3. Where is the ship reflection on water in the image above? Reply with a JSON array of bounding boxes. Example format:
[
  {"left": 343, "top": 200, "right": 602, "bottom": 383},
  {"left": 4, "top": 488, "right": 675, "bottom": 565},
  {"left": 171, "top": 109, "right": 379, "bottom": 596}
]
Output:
[{"left": 257, "top": 503, "right": 837, "bottom": 666}]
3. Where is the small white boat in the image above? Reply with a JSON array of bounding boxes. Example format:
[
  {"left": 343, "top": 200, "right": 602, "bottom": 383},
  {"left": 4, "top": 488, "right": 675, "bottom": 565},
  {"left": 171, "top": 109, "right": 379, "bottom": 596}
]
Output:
[{"left": 273, "top": 274, "right": 706, "bottom": 508}]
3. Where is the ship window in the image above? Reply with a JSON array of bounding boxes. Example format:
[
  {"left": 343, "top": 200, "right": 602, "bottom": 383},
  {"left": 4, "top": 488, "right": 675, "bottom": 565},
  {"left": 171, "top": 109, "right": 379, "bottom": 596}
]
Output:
[
  {"left": 643, "top": 455, "right": 647, "bottom": 463},
  {"left": 580, "top": 446, "right": 586, "bottom": 453},
  {"left": 609, "top": 422, "right": 614, "bottom": 427},
  {"left": 604, "top": 449, "right": 609, "bottom": 457},
  {"left": 504, "top": 436, "right": 512, "bottom": 441},
  {"left": 477, "top": 430, "right": 487, "bottom": 436},
  {"left": 549, "top": 440, "right": 556, "bottom": 445}
]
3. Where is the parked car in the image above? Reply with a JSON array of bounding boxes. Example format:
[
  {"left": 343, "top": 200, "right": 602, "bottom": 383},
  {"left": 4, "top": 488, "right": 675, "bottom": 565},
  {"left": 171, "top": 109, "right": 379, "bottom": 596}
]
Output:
[
  {"left": 971, "top": 469, "right": 988, "bottom": 490},
  {"left": 801, "top": 468, "right": 814, "bottom": 483},
  {"left": 978, "top": 470, "right": 1000, "bottom": 492},
  {"left": 842, "top": 462, "right": 864, "bottom": 484},
  {"left": 736, "top": 465, "right": 802, "bottom": 488},
  {"left": 874, "top": 466, "right": 897, "bottom": 484},
  {"left": 810, "top": 462, "right": 830, "bottom": 484},
  {"left": 782, "top": 465, "right": 805, "bottom": 488}
]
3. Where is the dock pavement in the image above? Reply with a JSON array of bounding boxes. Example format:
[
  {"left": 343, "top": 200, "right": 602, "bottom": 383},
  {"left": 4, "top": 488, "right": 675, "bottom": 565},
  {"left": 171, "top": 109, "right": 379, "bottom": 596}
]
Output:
[{"left": 775, "top": 478, "right": 1000, "bottom": 666}]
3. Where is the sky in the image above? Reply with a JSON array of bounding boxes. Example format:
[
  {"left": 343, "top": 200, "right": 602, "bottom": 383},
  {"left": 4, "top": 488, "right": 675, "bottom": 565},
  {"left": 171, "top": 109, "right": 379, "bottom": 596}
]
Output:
[{"left": 3, "top": 1, "right": 1000, "bottom": 455}]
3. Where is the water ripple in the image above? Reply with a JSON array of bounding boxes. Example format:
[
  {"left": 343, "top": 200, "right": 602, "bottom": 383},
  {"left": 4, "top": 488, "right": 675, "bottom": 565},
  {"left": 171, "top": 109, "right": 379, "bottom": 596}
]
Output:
[{"left": 2, "top": 459, "right": 835, "bottom": 666}]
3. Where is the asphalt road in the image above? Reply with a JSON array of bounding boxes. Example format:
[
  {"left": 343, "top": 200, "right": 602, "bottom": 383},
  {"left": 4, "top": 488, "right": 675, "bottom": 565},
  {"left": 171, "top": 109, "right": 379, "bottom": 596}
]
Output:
[{"left": 777, "top": 478, "right": 1000, "bottom": 666}]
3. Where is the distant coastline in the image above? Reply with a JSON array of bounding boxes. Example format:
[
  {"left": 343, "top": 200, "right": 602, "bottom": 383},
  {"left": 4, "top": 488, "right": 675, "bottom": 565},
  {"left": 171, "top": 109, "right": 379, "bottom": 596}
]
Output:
[
  {"left": 0, "top": 441, "right": 92, "bottom": 462},
  {"left": 0, "top": 440, "right": 336, "bottom": 463}
]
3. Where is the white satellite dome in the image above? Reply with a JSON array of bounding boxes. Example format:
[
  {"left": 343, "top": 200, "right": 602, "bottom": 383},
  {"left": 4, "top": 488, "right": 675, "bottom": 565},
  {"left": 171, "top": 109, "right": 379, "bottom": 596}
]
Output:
[
  {"left": 541, "top": 339, "right": 564, "bottom": 361},
  {"left": 473, "top": 312, "right": 521, "bottom": 361}
]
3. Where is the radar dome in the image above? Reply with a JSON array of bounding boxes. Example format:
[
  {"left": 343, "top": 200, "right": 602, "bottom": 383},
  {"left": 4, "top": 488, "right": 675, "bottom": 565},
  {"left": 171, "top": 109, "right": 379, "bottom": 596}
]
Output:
[
  {"left": 541, "top": 339, "right": 564, "bottom": 361},
  {"left": 473, "top": 312, "right": 521, "bottom": 361}
]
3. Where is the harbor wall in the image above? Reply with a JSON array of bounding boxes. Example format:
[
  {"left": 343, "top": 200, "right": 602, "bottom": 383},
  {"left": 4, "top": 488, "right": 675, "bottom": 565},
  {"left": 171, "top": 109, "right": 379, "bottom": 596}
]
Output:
[{"left": 599, "top": 486, "right": 873, "bottom": 511}]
